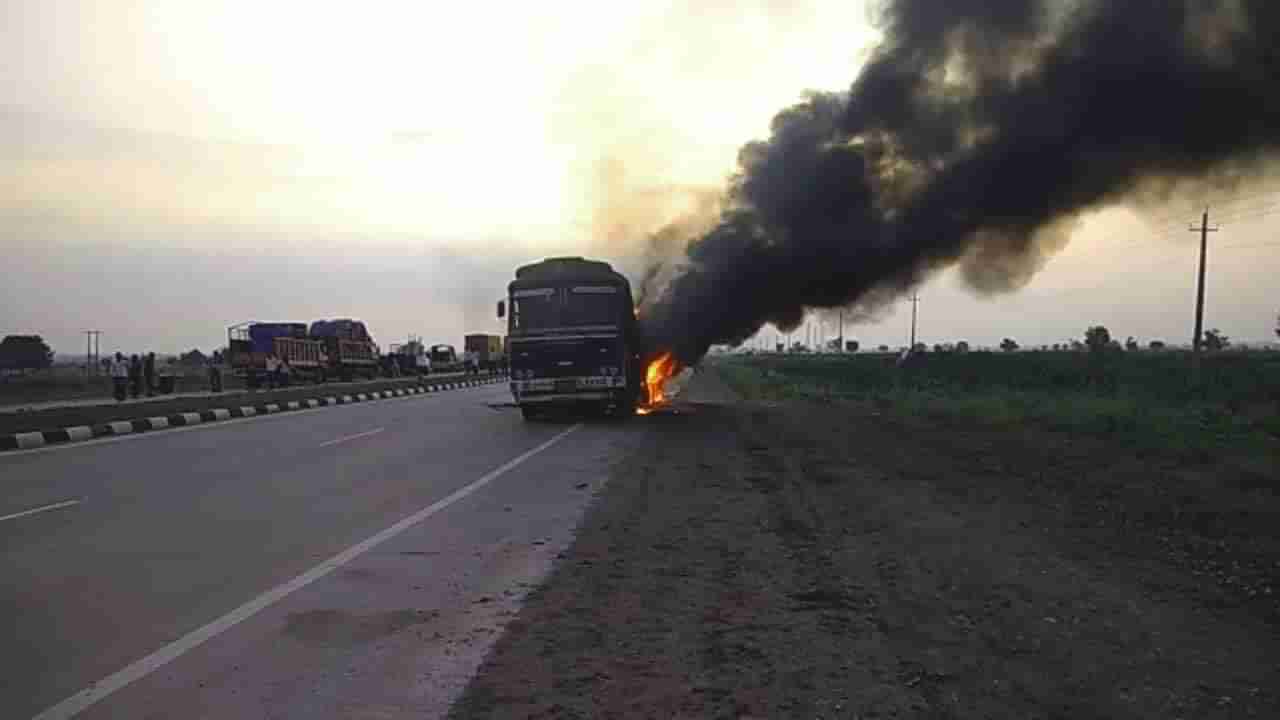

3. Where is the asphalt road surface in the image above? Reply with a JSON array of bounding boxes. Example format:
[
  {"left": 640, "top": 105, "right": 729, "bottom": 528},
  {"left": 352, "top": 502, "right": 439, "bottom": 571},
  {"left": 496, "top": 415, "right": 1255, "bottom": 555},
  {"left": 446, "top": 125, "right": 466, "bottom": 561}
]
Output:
[{"left": 1, "top": 382, "right": 646, "bottom": 719}]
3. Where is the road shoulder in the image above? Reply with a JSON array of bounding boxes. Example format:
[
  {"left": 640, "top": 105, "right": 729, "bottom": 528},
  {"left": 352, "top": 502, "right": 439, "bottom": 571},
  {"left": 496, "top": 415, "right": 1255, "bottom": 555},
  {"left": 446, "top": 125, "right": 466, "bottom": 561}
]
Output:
[{"left": 451, "top": 368, "right": 1278, "bottom": 718}]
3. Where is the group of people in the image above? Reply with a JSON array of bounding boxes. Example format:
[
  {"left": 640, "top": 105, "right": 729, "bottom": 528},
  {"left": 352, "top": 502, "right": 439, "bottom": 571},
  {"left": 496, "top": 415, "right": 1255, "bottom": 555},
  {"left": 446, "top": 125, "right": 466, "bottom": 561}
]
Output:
[{"left": 108, "top": 352, "right": 158, "bottom": 402}]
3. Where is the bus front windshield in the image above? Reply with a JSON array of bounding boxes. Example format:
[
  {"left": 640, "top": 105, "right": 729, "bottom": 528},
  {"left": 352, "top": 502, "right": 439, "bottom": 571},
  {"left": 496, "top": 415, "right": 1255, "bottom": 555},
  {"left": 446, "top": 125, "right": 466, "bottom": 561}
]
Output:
[{"left": 511, "top": 286, "right": 622, "bottom": 332}]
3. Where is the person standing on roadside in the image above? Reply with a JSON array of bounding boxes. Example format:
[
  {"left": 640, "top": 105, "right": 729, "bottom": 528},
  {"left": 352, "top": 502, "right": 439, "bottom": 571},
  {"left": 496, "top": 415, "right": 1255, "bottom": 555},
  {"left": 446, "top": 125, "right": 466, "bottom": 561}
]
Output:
[
  {"left": 144, "top": 352, "right": 156, "bottom": 397},
  {"left": 207, "top": 354, "right": 223, "bottom": 393},
  {"left": 110, "top": 352, "right": 129, "bottom": 402},
  {"left": 128, "top": 354, "right": 143, "bottom": 398},
  {"left": 264, "top": 352, "right": 279, "bottom": 390}
]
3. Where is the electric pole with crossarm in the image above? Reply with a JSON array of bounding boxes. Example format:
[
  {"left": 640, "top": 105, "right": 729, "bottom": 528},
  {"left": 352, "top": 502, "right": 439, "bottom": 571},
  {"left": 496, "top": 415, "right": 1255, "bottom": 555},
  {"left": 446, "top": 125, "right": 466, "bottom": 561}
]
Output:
[{"left": 1189, "top": 208, "right": 1218, "bottom": 355}]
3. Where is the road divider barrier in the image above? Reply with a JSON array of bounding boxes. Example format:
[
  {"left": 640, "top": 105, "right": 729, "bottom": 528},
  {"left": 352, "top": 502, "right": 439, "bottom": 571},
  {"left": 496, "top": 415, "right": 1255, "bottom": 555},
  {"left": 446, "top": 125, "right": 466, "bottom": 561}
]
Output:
[{"left": 1, "top": 374, "right": 509, "bottom": 452}]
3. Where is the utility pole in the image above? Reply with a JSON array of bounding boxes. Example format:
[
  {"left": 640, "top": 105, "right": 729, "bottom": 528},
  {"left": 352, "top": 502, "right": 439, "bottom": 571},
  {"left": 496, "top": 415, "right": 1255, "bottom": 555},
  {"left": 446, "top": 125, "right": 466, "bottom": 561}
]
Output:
[
  {"left": 838, "top": 309, "right": 844, "bottom": 352},
  {"left": 908, "top": 292, "right": 920, "bottom": 349},
  {"left": 84, "top": 330, "right": 102, "bottom": 377},
  {"left": 1189, "top": 208, "right": 1218, "bottom": 361}
]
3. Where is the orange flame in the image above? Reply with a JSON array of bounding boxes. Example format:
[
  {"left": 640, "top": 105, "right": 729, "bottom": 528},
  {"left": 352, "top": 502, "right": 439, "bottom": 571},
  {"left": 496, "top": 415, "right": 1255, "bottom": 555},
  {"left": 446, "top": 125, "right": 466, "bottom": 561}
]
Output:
[{"left": 639, "top": 351, "right": 680, "bottom": 412}]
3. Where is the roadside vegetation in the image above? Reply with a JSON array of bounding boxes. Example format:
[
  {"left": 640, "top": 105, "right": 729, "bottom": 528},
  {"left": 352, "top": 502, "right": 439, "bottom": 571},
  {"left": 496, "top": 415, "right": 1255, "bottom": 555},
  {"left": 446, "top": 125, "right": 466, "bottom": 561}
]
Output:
[{"left": 717, "top": 346, "right": 1280, "bottom": 464}]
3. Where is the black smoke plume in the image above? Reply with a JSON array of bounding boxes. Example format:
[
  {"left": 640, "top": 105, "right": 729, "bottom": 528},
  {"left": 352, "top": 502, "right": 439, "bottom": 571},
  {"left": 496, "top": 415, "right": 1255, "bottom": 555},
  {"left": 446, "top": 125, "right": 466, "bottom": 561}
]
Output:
[{"left": 638, "top": 0, "right": 1280, "bottom": 363}]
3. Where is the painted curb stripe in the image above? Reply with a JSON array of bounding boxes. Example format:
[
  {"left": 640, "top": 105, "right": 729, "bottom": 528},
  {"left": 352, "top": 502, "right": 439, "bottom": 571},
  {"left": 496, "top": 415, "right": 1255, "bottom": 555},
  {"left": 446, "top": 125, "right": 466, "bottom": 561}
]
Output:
[
  {"left": 15, "top": 431, "right": 46, "bottom": 449},
  {"left": 66, "top": 426, "right": 94, "bottom": 442},
  {"left": 1, "top": 374, "right": 510, "bottom": 452}
]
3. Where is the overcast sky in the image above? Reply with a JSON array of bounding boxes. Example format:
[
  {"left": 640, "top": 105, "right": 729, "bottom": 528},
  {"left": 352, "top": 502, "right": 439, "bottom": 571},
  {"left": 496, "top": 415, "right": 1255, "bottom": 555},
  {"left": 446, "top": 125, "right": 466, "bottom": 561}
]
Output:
[{"left": 3, "top": 1, "right": 1277, "bottom": 358}]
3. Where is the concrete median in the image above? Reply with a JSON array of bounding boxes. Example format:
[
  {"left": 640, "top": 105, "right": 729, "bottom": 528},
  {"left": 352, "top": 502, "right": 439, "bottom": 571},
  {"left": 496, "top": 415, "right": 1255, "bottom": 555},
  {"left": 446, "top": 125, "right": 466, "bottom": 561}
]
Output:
[{"left": 0, "top": 374, "right": 509, "bottom": 452}]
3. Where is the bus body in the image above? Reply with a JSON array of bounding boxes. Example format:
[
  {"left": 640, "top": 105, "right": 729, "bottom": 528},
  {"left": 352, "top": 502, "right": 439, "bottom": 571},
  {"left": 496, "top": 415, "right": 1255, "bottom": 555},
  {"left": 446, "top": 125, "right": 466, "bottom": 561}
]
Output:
[{"left": 502, "top": 257, "right": 642, "bottom": 419}]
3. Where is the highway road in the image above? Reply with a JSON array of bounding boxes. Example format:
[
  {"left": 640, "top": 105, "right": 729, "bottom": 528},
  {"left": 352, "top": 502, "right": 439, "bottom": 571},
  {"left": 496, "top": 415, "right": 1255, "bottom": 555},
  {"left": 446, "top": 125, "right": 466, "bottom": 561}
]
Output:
[{"left": 1, "top": 382, "right": 647, "bottom": 719}]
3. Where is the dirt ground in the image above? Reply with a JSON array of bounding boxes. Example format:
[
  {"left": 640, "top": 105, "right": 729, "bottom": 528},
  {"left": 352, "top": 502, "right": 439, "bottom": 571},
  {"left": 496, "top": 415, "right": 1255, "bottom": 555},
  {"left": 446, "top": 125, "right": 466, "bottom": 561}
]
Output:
[{"left": 451, "top": 369, "right": 1278, "bottom": 719}]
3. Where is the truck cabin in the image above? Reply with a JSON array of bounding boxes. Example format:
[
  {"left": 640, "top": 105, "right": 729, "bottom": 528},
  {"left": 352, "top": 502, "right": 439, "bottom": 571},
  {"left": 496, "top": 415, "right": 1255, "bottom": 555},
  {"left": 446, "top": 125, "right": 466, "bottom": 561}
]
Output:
[{"left": 429, "top": 345, "right": 457, "bottom": 363}]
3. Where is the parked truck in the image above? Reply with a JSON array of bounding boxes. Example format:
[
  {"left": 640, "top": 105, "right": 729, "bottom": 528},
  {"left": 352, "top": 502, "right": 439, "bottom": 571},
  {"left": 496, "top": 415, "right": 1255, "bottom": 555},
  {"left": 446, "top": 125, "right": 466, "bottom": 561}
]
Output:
[
  {"left": 309, "top": 318, "right": 379, "bottom": 381},
  {"left": 464, "top": 334, "right": 505, "bottom": 372},
  {"left": 428, "top": 344, "right": 463, "bottom": 373},
  {"left": 499, "top": 256, "right": 642, "bottom": 419},
  {"left": 388, "top": 337, "right": 432, "bottom": 376},
  {"left": 227, "top": 322, "right": 327, "bottom": 387}
]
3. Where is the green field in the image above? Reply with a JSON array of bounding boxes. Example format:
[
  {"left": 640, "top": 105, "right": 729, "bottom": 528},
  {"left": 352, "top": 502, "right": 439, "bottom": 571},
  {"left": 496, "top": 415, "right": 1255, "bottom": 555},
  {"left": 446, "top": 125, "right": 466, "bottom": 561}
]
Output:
[{"left": 716, "top": 350, "right": 1280, "bottom": 463}]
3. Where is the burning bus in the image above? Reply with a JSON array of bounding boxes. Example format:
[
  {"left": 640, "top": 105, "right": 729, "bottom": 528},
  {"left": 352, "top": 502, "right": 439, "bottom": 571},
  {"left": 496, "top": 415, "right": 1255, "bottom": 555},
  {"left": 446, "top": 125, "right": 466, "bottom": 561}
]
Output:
[{"left": 500, "top": 256, "right": 658, "bottom": 420}]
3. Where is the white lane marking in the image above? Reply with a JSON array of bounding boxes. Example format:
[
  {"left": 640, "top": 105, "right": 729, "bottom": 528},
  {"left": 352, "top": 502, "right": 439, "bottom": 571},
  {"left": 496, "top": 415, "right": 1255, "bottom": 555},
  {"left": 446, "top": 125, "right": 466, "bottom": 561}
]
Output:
[
  {"left": 0, "top": 498, "right": 81, "bottom": 523},
  {"left": 147, "top": 417, "right": 169, "bottom": 429},
  {"left": 211, "top": 409, "right": 231, "bottom": 421},
  {"left": 238, "top": 406, "right": 256, "bottom": 417},
  {"left": 108, "top": 421, "right": 133, "bottom": 434},
  {"left": 316, "top": 427, "right": 385, "bottom": 448},
  {"left": 180, "top": 413, "right": 201, "bottom": 425},
  {"left": 265, "top": 403, "right": 281, "bottom": 413},
  {"left": 30, "top": 423, "right": 581, "bottom": 720}
]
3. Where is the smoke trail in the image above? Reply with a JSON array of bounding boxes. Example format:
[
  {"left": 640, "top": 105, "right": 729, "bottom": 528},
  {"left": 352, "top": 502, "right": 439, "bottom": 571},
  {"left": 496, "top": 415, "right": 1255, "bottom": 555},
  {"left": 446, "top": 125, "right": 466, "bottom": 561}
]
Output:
[{"left": 638, "top": 0, "right": 1280, "bottom": 363}]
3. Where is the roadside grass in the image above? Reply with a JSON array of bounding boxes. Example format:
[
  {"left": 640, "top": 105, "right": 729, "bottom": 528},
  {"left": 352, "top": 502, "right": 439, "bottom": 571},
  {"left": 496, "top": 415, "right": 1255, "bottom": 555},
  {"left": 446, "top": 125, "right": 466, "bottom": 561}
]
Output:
[{"left": 715, "top": 351, "right": 1280, "bottom": 463}]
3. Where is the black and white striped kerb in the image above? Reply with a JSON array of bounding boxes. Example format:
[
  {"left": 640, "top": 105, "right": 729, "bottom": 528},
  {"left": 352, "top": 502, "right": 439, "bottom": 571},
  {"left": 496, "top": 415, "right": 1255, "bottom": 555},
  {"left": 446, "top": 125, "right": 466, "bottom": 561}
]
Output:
[{"left": 0, "top": 375, "right": 509, "bottom": 452}]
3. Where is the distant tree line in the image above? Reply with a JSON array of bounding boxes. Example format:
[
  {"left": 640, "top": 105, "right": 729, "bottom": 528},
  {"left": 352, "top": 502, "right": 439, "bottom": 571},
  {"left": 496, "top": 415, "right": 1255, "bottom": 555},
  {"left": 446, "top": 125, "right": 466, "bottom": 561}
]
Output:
[
  {"left": 0, "top": 335, "right": 54, "bottom": 373},
  {"left": 873, "top": 324, "right": 1259, "bottom": 356}
]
